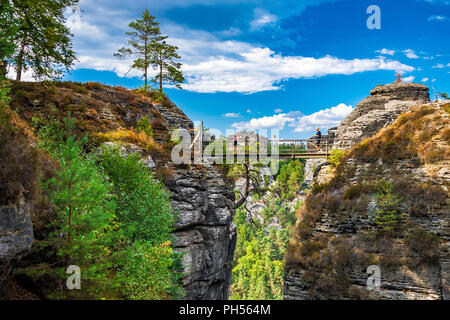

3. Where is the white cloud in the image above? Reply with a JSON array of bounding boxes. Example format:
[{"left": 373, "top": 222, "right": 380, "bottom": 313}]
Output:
[
  {"left": 290, "top": 103, "right": 353, "bottom": 132},
  {"left": 428, "top": 15, "right": 448, "bottom": 21},
  {"left": 274, "top": 108, "right": 283, "bottom": 113},
  {"left": 222, "top": 112, "right": 241, "bottom": 118},
  {"left": 181, "top": 47, "right": 415, "bottom": 93},
  {"left": 218, "top": 27, "right": 242, "bottom": 37},
  {"left": 403, "top": 75, "right": 415, "bottom": 82},
  {"left": 376, "top": 48, "right": 395, "bottom": 56},
  {"left": 232, "top": 103, "right": 353, "bottom": 132},
  {"left": 232, "top": 113, "right": 296, "bottom": 130},
  {"left": 63, "top": 3, "right": 415, "bottom": 94},
  {"left": 403, "top": 49, "right": 419, "bottom": 59},
  {"left": 250, "top": 8, "right": 277, "bottom": 30},
  {"left": 433, "top": 63, "right": 445, "bottom": 68},
  {"left": 246, "top": 109, "right": 252, "bottom": 113},
  {"left": 421, "top": 77, "right": 429, "bottom": 82},
  {"left": 7, "top": 69, "right": 35, "bottom": 82}
]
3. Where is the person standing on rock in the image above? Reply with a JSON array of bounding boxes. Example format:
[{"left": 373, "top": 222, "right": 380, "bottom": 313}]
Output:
[{"left": 313, "top": 128, "right": 321, "bottom": 151}]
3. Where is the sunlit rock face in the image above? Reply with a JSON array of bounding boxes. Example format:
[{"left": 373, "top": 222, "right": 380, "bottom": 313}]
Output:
[
  {"left": 285, "top": 96, "right": 449, "bottom": 300},
  {"left": 334, "top": 82, "right": 430, "bottom": 148}
]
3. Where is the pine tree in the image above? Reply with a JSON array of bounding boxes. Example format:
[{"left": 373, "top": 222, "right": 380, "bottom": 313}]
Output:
[
  {"left": 9, "top": 0, "right": 78, "bottom": 81},
  {"left": 151, "top": 40, "right": 184, "bottom": 93},
  {"left": 374, "top": 180, "right": 403, "bottom": 231},
  {"left": 42, "top": 113, "right": 117, "bottom": 297},
  {"left": 114, "top": 9, "right": 164, "bottom": 89},
  {"left": 45, "top": 114, "right": 115, "bottom": 245}
]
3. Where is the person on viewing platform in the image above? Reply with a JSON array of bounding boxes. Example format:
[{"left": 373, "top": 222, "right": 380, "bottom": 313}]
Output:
[{"left": 313, "top": 128, "right": 321, "bottom": 151}]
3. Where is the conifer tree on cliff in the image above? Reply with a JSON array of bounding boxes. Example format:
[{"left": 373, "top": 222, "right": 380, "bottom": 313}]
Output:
[
  {"left": 115, "top": 9, "right": 184, "bottom": 92},
  {"left": 151, "top": 40, "right": 184, "bottom": 93},
  {"left": 9, "top": 0, "right": 78, "bottom": 81}
]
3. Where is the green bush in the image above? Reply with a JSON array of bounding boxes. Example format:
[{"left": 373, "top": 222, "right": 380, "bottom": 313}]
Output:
[
  {"left": 0, "top": 80, "right": 11, "bottom": 104},
  {"left": 22, "top": 114, "right": 183, "bottom": 299},
  {"left": 374, "top": 180, "right": 404, "bottom": 231},
  {"left": 99, "top": 145, "right": 184, "bottom": 299},
  {"left": 136, "top": 116, "right": 153, "bottom": 137},
  {"left": 328, "top": 149, "right": 347, "bottom": 168},
  {"left": 41, "top": 114, "right": 118, "bottom": 298},
  {"left": 99, "top": 146, "right": 175, "bottom": 244}
]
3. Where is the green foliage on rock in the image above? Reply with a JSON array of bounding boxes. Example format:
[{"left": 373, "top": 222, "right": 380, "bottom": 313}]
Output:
[
  {"left": 19, "top": 113, "right": 183, "bottom": 299},
  {"left": 374, "top": 180, "right": 404, "bottom": 231},
  {"left": 328, "top": 149, "right": 347, "bottom": 168},
  {"left": 40, "top": 114, "right": 118, "bottom": 297},
  {"left": 0, "top": 80, "right": 11, "bottom": 104},
  {"left": 98, "top": 146, "right": 176, "bottom": 246},
  {"left": 136, "top": 116, "right": 154, "bottom": 137}
]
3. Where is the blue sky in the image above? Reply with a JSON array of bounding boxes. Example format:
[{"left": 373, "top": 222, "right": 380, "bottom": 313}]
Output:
[{"left": 41, "top": 0, "right": 450, "bottom": 138}]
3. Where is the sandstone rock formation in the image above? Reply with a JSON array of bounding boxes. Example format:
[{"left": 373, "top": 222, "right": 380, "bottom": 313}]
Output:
[
  {"left": 303, "top": 83, "right": 431, "bottom": 193},
  {"left": 334, "top": 82, "right": 430, "bottom": 147},
  {"left": 2, "top": 82, "right": 236, "bottom": 300},
  {"left": 0, "top": 197, "right": 33, "bottom": 283},
  {"left": 167, "top": 164, "right": 236, "bottom": 300},
  {"left": 285, "top": 100, "right": 450, "bottom": 300}
]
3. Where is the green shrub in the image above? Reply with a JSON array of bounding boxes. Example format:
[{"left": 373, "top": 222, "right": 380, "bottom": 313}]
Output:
[
  {"left": 374, "top": 180, "right": 404, "bottom": 231},
  {"left": 136, "top": 116, "right": 153, "bottom": 137},
  {"left": 41, "top": 114, "right": 118, "bottom": 298},
  {"left": 311, "top": 182, "right": 326, "bottom": 195},
  {"left": 0, "top": 80, "right": 11, "bottom": 104},
  {"left": 99, "top": 145, "right": 184, "bottom": 299},
  {"left": 22, "top": 114, "right": 183, "bottom": 299},
  {"left": 328, "top": 149, "right": 347, "bottom": 168}
]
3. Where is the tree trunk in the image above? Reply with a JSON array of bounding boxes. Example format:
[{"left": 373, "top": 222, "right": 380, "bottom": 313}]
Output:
[
  {"left": 144, "top": 38, "right": 148, "bottom": 89},
  {"left": 144, "top": 63, "right": 148, "bottom": 89},
  {"left": 68, "top": 204, "right": 72, "bottom": 243},
  {"left": 0, "top": 60, "right": 7, "bottom": 78},
  {"left": 16, "top": 35, "right": 27, "bottom": 82},
  {"left": 235, "top": 162, "right": 251, "bottom": 209},
  {"left": 159, "top": 54, "right": 163, "bottom": 93}
]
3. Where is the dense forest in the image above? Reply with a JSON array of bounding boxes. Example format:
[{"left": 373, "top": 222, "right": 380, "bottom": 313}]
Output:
[{"left": 230, "top": 160, "right": 304, "bottom": 299}]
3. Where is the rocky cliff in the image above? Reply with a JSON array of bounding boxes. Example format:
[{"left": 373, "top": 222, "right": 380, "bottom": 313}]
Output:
[
  {"left": 334, "top": 82, "right": 430, "bottom": 147},
  {"left": 168, "top": 164, "right": 236, "bottom": 299},
  {"left": 285, "top": 99, "right": 450, "bottom": 300},
  {"left": 0, "top": 81, "right": 236, "bottom": 299},
  {"left": 303, "top": 83, "right": 431, "bottom": 190}
]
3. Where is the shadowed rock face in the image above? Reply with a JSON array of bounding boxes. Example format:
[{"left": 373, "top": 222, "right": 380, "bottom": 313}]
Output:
[
  {"left": 0, "top": 197, "right": 33, "bottom": 283},
  {"left": 334, "top": 82, "right": 430, "bottom": 147},
  {"left": 166, "top": 164, "right": 236, "bottom": 300}
]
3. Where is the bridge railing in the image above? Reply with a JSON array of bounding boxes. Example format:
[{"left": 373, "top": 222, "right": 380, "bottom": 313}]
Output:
[{"left": 184, "top": 122, "right": 353, "bottom": 160}]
